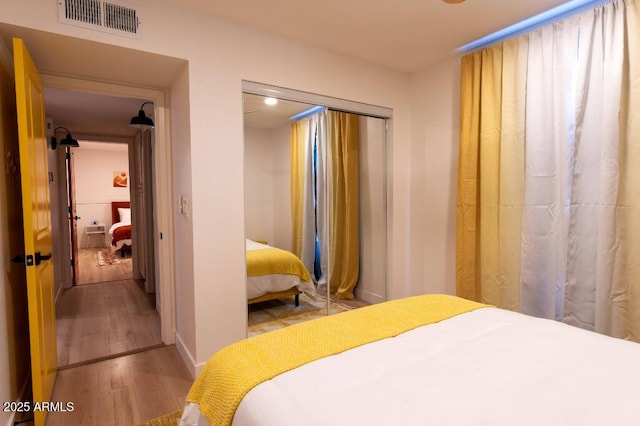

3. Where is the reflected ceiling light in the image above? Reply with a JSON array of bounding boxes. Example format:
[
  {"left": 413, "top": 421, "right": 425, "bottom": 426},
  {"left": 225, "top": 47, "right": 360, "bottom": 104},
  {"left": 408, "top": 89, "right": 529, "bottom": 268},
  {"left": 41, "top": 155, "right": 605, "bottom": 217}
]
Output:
[
  {"left": 51, "top": 127, "right": 79, "bottom": 149},
  {"left": 442, "top": 0, "right": 465, "bottom": 3},
  {"left": 264, "top": 97, "right": 278, "bottom": 106},
  {"left": 130, "top": 101, "right": 155, "bottom": 128}
]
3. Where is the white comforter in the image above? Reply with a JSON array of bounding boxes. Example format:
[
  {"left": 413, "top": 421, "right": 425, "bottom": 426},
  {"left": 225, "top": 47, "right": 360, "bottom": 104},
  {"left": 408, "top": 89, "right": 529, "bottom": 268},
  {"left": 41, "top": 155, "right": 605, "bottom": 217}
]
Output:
[
  {"left": 246, "top": 239, "right": 315, "bottom": 299},
  {"left": 181, "top": 307, "right": 640, "bottom": 426}
]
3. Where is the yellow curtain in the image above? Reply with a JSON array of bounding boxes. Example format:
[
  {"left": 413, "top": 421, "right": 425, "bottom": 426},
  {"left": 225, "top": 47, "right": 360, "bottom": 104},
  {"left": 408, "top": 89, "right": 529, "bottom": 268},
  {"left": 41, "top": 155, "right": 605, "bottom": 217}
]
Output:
[
  {"left": 328, "top": 111, "right": 360, "bottom": 299},
  {"left": 457, "top": 44, "right": 522, "bottom": 307},
  {"left": 290, "top": 120, "right": 307, "bottom": 257},
  {"left": 456, "top": 51, "right": 481, "bottom": 302},
  {"left": 619, "top": 0, "right": 640, "bottom": 339}
]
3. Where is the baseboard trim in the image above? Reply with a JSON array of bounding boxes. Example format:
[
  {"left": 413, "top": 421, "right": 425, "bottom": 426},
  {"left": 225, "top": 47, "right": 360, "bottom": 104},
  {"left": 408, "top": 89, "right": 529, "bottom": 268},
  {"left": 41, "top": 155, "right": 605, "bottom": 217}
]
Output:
[
  {"left": 356, "top": 289, "right": 385, "bottom": 305},
  {"left": 175, "top": 332, "right": 199, "bottom": 379}
]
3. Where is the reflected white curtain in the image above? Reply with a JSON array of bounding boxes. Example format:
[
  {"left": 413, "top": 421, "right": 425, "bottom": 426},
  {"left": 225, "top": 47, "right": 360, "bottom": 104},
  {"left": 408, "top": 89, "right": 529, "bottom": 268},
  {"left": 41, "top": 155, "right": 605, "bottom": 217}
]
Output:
[
  {"left": 315, "top": 112, "right": 329, "bottom": 290},
  {"left": 290, "top": 112, "right": 329, "bottom": 287}
]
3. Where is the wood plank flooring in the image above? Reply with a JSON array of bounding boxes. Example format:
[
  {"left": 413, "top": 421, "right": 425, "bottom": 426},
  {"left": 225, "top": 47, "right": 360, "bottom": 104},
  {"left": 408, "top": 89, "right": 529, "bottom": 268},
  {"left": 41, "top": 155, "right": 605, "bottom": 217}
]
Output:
[
  {"left": 56, "top": 279, "right": 162, "bottom": 367},
  {"left": 34, "top": 248, "right": 189, "bottom": 426},
  {"left": 77, "top": 248, "right": 133, "bottom": 285},
  {"left": 46, "top": 345, "right": 193, "bottom": 426}
]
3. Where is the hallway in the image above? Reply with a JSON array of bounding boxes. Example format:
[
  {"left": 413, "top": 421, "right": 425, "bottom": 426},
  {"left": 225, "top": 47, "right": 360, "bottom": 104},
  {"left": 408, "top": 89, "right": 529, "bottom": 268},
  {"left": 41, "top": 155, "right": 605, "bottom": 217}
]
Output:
[{"left": 56, "top": 278, "right": 161, "bottom": 368}]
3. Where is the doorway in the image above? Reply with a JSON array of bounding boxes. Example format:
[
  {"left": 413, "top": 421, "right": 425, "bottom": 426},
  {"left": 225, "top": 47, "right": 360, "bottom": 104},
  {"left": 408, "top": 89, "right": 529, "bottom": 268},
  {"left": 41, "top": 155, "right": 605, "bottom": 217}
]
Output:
[
  {"left": 71, "top": 141, "right": 134, "bottom": 286},
  {"left": 46, "top": 92, "right": 162, "bottom": 367}
]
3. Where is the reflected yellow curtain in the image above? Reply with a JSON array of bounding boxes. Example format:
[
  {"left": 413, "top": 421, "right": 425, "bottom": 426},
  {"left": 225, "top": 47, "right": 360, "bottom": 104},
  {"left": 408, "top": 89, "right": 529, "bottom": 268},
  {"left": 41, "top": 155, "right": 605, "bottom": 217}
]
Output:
[
  {"left": 328, "top": 111, "right": 360, "bottom": 299},
  {"left": 290, "top": 120, "right": 307, "bottom": 257}
]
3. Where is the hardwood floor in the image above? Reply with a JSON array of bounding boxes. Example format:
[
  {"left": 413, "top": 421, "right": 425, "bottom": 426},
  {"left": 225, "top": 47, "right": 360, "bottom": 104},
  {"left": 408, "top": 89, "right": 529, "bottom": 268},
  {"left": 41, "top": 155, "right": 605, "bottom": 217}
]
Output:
[
  {"left": 56, "top": 279, "right": 162, "bottom": 367},
  {"left": 28, "top": 250, "right": 188, "bottom": 426},
  {"left": 45, "top": 345, "right": 193, "bottom": 426},
  {"left": 77, "top": 248, "right": 133, "bottom": 285}
]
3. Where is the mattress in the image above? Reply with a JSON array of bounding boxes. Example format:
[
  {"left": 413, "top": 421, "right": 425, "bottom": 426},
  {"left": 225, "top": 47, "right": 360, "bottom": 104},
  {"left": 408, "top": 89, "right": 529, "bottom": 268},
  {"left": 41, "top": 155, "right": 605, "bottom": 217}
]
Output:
[
  {"left": 180, "top": 296, "right": 640, "bottom": 426},
  {"left": 246, "top": 239, "right": 315, "bottom": 299}
]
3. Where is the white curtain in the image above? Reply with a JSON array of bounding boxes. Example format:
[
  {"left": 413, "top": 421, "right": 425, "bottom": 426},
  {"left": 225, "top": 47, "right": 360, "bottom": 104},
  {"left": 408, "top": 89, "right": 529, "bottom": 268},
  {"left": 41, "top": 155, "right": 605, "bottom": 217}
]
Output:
[
  {"left": 520, "top": 19, "right": 578, "bottom": 320},
  {"left": 567, "top": 1, "right": 629, "bottom": 335},
  {"left": 523, "top": 1, "right": 639, "bottom": 336}
]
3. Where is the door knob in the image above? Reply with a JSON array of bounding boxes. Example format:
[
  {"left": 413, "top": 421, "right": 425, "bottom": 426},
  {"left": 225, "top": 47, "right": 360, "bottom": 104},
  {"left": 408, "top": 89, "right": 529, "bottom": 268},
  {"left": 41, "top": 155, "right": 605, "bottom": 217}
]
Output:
[
  {"left": 11, "top": 254, "right": 34, "bottom": 266},
  {"left": 73, "top": 215, "right": 81, "bottom": 220}
]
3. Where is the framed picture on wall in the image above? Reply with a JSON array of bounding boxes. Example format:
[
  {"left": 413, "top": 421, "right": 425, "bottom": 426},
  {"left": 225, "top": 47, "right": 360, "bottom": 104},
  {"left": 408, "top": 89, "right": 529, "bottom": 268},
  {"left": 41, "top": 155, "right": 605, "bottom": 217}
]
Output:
[{"left": 113, "top": 171, "right": 128, "bottom": 187}]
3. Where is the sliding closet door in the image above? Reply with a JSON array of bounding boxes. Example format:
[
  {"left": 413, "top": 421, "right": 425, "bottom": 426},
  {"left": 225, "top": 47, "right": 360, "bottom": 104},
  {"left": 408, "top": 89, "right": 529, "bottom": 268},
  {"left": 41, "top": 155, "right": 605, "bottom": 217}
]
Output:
[
  {"left": 357, "top": 116, "right": 387, "bottom": 304},
  {"left": 242, "top": 86, "right": 391, "bottom": 336}
]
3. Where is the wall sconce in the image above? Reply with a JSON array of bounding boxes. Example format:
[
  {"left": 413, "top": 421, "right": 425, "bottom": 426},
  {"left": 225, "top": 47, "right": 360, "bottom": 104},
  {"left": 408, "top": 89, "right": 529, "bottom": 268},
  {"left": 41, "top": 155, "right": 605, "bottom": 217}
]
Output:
[
  {"left": 51, "top": 127, "right": 79, "bottom": 149},
  {"left": 130, "top": 101, "right": 155, "bottom": 129}
]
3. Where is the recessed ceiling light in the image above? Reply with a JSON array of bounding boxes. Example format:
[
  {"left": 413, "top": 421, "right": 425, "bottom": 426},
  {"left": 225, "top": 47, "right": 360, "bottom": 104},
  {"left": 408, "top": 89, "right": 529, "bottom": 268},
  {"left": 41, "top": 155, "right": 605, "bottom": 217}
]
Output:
[
  {"left": 264, "top": 97, "right": 278, "bottom": 106},
  {"left": 442, "top": 0, "right": 465, "bottom": 3}
]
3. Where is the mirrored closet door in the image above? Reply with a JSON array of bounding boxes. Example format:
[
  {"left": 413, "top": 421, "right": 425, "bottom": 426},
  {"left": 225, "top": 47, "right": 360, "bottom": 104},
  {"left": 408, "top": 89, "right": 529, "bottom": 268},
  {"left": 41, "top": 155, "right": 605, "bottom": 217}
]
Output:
[{"left": 242, "top": 82, "right": 390, "bottom": 337}]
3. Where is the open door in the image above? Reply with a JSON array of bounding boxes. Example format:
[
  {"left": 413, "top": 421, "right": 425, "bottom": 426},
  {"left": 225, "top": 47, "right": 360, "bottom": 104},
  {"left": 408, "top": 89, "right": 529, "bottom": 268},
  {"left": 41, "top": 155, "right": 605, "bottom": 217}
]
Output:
[
  {"left": 67, "top": 147, "right": 79, "bottom": 285},
  {"left": 13, "top": 37, "right": 57, "bottom": 426}
]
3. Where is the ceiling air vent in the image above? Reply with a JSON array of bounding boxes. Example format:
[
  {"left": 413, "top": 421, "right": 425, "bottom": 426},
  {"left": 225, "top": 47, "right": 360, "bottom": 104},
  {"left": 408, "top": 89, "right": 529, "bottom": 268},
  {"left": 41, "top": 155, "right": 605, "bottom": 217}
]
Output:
[{"left": 58, "top": 0, "right": 142, "bottom": 39}]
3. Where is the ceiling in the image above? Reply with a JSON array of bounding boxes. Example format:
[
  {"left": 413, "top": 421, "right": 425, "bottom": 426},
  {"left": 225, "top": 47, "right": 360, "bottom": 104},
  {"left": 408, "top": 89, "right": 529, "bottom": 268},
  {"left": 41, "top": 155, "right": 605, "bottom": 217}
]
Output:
[
  {"left": 179, "top": 0, "right": 574, "bottom": 72},
  {"left": 45, "top": 88, "right": 150, "bottom": 140},
  {"left": 4, "top": 1, "right": 580, "bottom": 141},
  {"left": 243, "top": 94, "right": 315, "bottom": 130}
]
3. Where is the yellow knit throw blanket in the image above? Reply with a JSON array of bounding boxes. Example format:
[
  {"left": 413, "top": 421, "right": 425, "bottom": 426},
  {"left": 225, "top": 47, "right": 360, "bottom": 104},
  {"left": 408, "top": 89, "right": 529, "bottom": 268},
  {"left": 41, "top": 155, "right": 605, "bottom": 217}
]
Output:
[
  {"left": 185, "top": 294, "right": 489, "bottom": 425},
  {"left": 246, "top": 247, "right": 311, "bottom": 281}
]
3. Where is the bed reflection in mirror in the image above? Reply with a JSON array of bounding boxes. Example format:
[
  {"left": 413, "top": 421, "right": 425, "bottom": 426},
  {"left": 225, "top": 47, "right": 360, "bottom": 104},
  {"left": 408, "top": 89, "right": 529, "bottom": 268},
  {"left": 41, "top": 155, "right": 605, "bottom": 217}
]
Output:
[{"left": 242, "top": 86, "right": 389, "bottom": 337}]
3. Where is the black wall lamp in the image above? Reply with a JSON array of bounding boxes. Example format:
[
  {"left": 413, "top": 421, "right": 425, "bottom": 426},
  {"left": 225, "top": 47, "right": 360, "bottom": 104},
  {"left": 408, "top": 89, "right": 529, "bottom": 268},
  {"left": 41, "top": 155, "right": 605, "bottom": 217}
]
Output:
[
  {"left": 51, "top": 127, "right": 79, "bottom": 149},
  {"left": 130, "top": 101, "right": 154, "bottom": 129}
]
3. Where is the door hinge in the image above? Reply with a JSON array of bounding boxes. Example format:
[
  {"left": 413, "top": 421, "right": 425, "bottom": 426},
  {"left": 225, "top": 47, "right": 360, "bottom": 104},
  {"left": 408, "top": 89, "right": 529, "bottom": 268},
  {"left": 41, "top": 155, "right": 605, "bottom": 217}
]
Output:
[
  {"left": 68, "top": 206, "right": 72, "bottom": 214},
  {"left": 70, "top": 258, "right": 75, "bottom": 267},
  {"left": 66, "top": 152, "right": 70, "bottom": 160}
]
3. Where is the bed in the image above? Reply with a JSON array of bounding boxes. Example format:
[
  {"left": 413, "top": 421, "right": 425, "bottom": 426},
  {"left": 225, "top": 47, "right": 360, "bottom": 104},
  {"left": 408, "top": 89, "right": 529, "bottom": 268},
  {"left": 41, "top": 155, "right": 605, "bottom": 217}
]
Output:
[
  {"left": 245, "top": 239, "right": 315, "bottom": 306},
  {"left": 109, "top": 201, "right": 132, "bottom": 254},
  {"left": 180, "top": 294, "right": 640, "bottom": 426}
]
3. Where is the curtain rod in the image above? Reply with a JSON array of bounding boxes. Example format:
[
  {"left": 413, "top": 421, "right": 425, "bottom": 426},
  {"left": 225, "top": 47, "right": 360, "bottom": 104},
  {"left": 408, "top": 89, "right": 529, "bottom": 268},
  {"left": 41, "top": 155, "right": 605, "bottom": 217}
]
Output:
[{"left": 457, "top": 0, "right": 611, "bottom": 53}]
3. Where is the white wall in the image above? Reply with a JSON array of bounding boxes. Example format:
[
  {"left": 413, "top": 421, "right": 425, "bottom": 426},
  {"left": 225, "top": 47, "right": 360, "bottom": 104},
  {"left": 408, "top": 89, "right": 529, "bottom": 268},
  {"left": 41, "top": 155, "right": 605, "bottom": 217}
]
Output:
[
  {"left": 408, "top": 56, "right": 462, "bottom": 297},
  {"left": 0, "top": 0, "right": 415, "bottom": 372},
  {"left": 170, "top": 63, "right": 197, "bottom": 366},
  {"left": 72, "top": 141, "right": 130, "bottom": 248}
]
